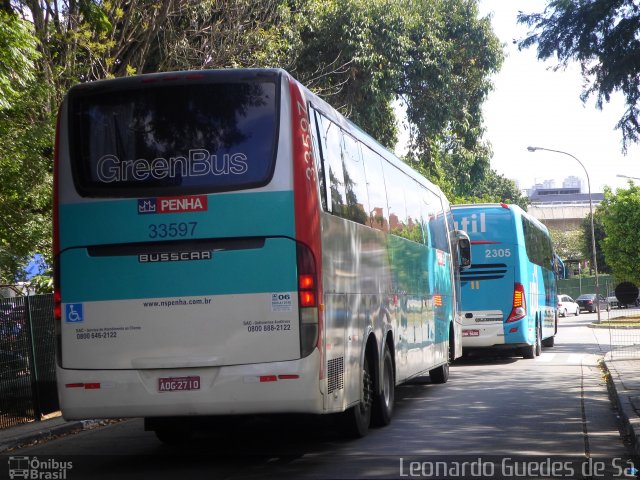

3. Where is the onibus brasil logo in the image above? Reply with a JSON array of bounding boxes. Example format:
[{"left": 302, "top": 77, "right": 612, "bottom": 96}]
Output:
[{"left": 8, "top": 456, "right": 72, "bottom": 479}]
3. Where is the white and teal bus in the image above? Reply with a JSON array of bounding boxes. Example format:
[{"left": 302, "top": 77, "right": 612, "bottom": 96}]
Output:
[
  {"left": 452, "top": 203, "right": 557, "bottom": 359},
  {"left": 54, "top": 68, "right": 471, "bottom": 440}
]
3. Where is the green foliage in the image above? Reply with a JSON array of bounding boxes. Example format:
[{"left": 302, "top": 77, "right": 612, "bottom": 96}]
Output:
[
  {"left": 518, "top": 1, "right": 640, "bottom": 151},
  {"left": 0, "top": 11, "right": 52, "bottom": 283},
  {"left": 294, "top": 0, "right": 504, "bottom": 193},
  {"left": 0, "top": 11, "right": 39, "bottom": 109},
  {"left": 0, "top": 0, "right": 509, "bottom": 283},
  {"left": 599, "top": 183, "right": 640, "bottom": 284},
  {"left": 29, "top": 272, "right": 54, "bottom": 294},
  {"left": 581, "top": 208, "right": 610, "bottom": 275},
  {"left": 0, "top": 81, "right": 54, "bottom": 283},
  {"left": 548, "top": 228, "right": 584, "bottom": 261},
  {"left": 451, "top": 170, "right": 529, "bottom": 210}
]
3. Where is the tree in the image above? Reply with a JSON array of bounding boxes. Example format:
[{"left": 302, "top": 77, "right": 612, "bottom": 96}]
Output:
[
  {"left": 0, "top": 0, "right": 509, "bottom": 282},
  {"left": 599, "top": 183, "right": 640, "bottom": 284},
  {"left": 293, "top": 0, "right": 505, "bottom": 199},
  {"left": 0, "top": 10, "right": 39, "bottom": 109},
  {"left": 6, "top": 0, "right": 303, "bottom": 111},
  {"left": 452, "top": 169, "right": 529, "bottom": 210},
  {"left": 581, "top": 209, "right": 610, "bottom": 276},
  {"left": 548, "top": 228, "right": 584, "bottom": 262},
  {"left": 0, "top": 11, "right": 51, "bottom": 283},
  {"left": 517, "top": 1, "right": 640, "bottom": 151}
]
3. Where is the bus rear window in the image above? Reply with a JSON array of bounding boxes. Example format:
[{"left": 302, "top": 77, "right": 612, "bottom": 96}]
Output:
[{"left": 69, "top": 81, "right": 278, "bottom": 196}]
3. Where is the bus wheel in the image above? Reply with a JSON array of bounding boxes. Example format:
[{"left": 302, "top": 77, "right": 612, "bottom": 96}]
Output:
[
  {"left": 343, "top": 354, "right": 373, "bottom": 438},
  {"left": 522, "top": 322, "right": 541, "bottom": 359},
  {"left": 542, "top": 335, "right": 555, "bottom": 347},
  {"left": 429, "top": 362, "right": 449, "bottom": 384},
  {"left": 372, "top": 344, "right": 394, "bottom": 427},
  {"left": 521, "top": 344, "right": 535, "bottom": 359}
]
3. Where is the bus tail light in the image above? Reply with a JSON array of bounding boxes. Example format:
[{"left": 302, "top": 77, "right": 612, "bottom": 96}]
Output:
[
  {"left": 297, "top": 243, "right": 319, "bottom": 357},
  {"left": 53, "top": 106, "right": 63, "bottom": 365},
  {"left": 506, "top": 283, "right": 526, "bottom": 323},
  {"left": 290, "top": 76, "right": 323, "bottom": 375},
  {"left": 53, "top": 291, "right": 62, "bottom": 323}
]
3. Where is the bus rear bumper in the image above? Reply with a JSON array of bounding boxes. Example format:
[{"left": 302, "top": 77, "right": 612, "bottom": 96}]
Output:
[
  {"left": 57, "top": 350, "right": 324, "bottom": 419},
  {"left": 461, "top": 323, "right": 505, "bottom": 348}
]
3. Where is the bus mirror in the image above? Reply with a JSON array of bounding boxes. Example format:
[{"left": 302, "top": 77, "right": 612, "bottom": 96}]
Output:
[{"left": 455, "top": 230, "right": 471, "bottom": 269}]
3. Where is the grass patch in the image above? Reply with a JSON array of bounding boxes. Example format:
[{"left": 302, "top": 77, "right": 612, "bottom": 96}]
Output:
[{"left": 593, "top": 314, "right": 640, "bottom": 328}]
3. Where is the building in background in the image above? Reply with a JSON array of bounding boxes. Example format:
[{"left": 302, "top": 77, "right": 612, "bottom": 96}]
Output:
[{"left": 526, "top": 178, "right": 603, "bottom": 231}]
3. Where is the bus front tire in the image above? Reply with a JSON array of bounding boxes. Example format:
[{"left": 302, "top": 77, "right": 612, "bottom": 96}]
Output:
[
  {"left": 372, "top": 344, "right": 394, "bottom": 427},
  {"left": 542, "top": 335, "right": 555, "bottom": 348}
]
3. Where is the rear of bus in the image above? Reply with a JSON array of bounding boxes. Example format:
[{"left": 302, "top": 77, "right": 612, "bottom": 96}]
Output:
[
  {"left": 451, "top": 204, "right": 533, "bottom": 353},
  {"left": 53, "top": 69, "right": 324, "bottom": 420}
]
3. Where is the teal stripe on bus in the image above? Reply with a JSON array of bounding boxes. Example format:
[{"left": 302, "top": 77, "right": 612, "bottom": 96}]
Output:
[
  {"left": 60, "top": 237, "right": 297, "bottom": 302},
  {"left": 58, "top": 191, "right": 295, "bottom": 250}
]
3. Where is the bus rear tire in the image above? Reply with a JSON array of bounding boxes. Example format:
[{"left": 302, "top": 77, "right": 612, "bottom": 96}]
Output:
[
  {"left": 429, "top": 362, "right": 449, "bottom": 384},
  {"left": 342, "top": 355, "right": 373, "bottom": 438},
  {"left": 372, "top": 344, "right": 394, "bottom": 427},
  {"left": 521, "top": 344, "right": 535, "bottom": 359},
  {"left": 522, "top": 322, "right": 541, "bottom": 359}
]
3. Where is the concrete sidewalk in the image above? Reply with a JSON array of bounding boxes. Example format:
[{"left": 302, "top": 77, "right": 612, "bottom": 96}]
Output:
[
  {"left": 603, "top": 352, "right": 640, "bottom": 456},
  {"left": 0, "top": 414, "right": 109, "bottom": 453}
]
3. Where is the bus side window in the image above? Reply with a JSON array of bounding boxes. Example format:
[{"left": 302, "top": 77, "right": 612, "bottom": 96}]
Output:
[
  {"left": 405, "top": 181, "right": 425, "bottom": 244},
  {"left": 309, "top": 108, "right": 327, "bottom": 211},
  {"left": 382, "top": 162, "right": 408, "bottom": 238},
  {"left": 340, "top": 132, "right": 369, "bottom": 225},
  {"left": 316, "top": 114, "right": 346, "bottom": 215},
  {"left": 361, "top": 146, "right": 388, "bottom": 231},
  {"left": 424, "top": 188, "right": 449, "bottom": 252}
]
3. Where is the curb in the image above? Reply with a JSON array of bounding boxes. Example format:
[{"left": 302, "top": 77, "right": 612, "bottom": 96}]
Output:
[
  {"left": 603, "top": 354, "right": 640, "bottom": 457},
  {"left": 0, "top": 419, "right": 101, "bottom": 454}
]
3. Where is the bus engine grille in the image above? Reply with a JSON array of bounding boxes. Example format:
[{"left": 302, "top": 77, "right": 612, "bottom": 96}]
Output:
[{"left": 327, "top": 357, "right": 344, "bottom": 393}]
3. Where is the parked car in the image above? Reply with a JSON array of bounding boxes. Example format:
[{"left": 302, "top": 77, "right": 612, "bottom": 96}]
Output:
[
  {"left": 576, "top": 293, "right": 610, "bottom": 313},
  {"left": 609, "top": 282, "right": 640, "bottom": 308},
  {"left": 607, "top": 292, "right": 619, "bottom": 308},
  {"left": 557, "top": 294, "right": 580, "bottom": 317}
]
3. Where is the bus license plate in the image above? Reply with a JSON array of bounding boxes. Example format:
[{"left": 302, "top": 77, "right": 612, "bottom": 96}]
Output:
[
  {"left": 158, "top": 376, "right": 200, "bottom": 392},
  {"left": 463, "top": 330, "right": 480, "bottom": 337}
]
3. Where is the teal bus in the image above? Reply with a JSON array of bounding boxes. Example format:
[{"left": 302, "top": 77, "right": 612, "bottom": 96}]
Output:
[
  {"left": 451, "top": 203, "right": 557, "bottom": 358},
  {"left": 53, "top": 68, "right": 471, "bottom": 441}
]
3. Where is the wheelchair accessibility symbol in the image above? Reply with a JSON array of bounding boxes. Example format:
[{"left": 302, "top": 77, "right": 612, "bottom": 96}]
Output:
[{"left": 65, "top": 304, "right": 84, "bottom": 323}]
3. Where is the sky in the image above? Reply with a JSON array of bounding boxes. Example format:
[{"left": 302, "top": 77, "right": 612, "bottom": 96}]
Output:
[{"left": 477, "top": 0, "right": 640, "bottom": 194}]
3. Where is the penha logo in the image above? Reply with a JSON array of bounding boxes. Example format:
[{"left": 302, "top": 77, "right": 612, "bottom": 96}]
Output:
[{"left": 138, "top": 195, "right": 208, "bottom": 215}]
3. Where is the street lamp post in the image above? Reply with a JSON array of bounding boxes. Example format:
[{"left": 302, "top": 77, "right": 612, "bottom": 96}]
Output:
[
  {"left": 616, "top": 174, "right": 640, "bottom": 181},
  {"left": 527, "top": 146, "right": 601, "bottom": 323}
]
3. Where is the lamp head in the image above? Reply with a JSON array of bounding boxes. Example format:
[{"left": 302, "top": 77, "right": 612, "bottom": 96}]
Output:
[{"left": 527, "top": 146, "right": 537, "bottom": 152}]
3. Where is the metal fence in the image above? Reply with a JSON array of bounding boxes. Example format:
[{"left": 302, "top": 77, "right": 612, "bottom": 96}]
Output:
[
  {"left": 606, "top": 294, "right": 640, "bottom": 359},
  {"left": 557, "top": 274, "right": 615, "bottom": 300},
  {"left": 559, "top": 276, "right": 640, "bottom": 359},
  {"left": 0, "top": 294, "right": 58, "bottom": 429}
]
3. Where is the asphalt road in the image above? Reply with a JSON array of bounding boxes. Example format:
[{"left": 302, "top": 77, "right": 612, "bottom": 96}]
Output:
[{"left": 5, "top": 312, "right": 637, "bottom": 480}]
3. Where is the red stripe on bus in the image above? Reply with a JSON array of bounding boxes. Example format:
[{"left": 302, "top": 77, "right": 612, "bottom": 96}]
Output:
[{"left": 289, "top": 77, "right": 324, "bottom": 379}]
